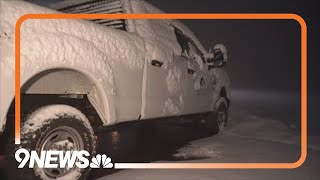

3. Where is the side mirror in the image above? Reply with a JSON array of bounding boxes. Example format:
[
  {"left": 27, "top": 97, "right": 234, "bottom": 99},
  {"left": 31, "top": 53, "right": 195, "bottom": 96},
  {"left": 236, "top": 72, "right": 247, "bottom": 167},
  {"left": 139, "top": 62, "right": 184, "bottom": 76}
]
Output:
[{"left": 207, "top": 44, "right": 228, "bottom": 70}]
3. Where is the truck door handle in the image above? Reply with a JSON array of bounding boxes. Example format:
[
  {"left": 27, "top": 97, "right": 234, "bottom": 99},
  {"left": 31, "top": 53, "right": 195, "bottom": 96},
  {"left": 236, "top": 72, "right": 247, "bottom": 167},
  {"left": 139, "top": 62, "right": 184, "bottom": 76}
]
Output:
[
  {"left": 187, "top": 68, "right": 195, "bottom": 75},
  {"left": 151, "top": 60, "right": 163, "bottom": 67}
]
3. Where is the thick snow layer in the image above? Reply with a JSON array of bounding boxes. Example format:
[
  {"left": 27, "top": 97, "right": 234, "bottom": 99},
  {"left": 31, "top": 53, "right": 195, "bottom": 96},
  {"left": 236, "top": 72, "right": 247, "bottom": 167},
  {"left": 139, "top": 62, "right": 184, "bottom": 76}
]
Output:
[
  {"left": 162, "top": 65, "right": 184, "bottom": 115},
  {"left": 130, "top": 0, "right": 207, "bottom": 63},
  {"left": 0, "top": 0, "right": 228, "bottom": 127},
  {"left": 21, "top": 104, "right": 94, "bottom": 141},
  {"left": 0, "top": 0, "right": 148, "bottom": 125},
  {"left": 162, "top": 98, "right": 182, "bottom": 115},
  {"left": 1, "top": 0, "right": 146, "bottom": 82},
  {"left": 166, "top": 66, "right": 182, "bottom": 94}
]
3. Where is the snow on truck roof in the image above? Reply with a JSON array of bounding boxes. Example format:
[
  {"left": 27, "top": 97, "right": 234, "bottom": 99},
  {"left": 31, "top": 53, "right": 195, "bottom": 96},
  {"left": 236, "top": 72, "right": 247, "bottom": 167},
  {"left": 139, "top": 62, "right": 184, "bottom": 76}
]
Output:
[
  {"left": 55, "top": 0, "right": 128, "bottom": 31},
  {"left": 48, "top": 0, "right": 207, "bottom": 54}
]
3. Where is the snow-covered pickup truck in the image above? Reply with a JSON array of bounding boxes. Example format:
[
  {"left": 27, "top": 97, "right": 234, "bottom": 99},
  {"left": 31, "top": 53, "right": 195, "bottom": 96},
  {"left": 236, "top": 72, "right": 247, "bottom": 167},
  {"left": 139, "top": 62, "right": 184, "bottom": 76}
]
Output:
[{"left": 0, "top": 0, "right": 230, "bottom": 179}]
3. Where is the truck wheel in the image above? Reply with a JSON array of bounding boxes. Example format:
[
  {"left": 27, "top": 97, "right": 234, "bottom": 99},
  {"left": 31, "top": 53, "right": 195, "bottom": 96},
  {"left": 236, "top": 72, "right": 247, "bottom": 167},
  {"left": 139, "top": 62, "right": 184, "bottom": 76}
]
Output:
[
  {"left": 205, "top": 102, "right": 228, "bottom": 134},
  {"left": 7, "top": 105, "right": 96, "bottom": 180}
]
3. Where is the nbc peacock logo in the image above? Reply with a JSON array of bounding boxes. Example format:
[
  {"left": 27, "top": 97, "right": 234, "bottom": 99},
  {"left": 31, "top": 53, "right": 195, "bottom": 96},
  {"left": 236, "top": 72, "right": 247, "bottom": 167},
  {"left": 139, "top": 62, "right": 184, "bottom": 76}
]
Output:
[{"left": 90, "top": 154, "right": 113, "bottom": 168}]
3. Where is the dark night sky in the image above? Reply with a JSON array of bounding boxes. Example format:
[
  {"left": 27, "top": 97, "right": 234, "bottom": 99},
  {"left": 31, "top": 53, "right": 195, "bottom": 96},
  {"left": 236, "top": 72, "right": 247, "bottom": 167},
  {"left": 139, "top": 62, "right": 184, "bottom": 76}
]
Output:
[
  {"left": 28, "top": 0, "right": 320, "bottom": 94},
  {"left": 147, "top": 0, "right": 319, "bottom": 94}
]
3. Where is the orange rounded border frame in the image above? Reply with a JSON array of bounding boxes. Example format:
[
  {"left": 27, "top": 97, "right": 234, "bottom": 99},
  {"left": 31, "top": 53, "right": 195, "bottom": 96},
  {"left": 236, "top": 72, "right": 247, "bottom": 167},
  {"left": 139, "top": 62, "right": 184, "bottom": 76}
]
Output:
[{"left": 15, "top": 14, "right": 307, "bottom": 169}]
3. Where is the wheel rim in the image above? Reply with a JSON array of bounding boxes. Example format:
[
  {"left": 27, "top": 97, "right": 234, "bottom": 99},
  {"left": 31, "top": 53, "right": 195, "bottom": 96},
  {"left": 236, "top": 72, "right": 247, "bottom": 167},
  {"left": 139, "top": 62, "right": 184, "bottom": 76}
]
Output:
[
  {"left": 217, "top": 106, "right": 227, "bottom": 129},
  {"left": 38, "top": 126, "right": 84, "bottom": 178}
]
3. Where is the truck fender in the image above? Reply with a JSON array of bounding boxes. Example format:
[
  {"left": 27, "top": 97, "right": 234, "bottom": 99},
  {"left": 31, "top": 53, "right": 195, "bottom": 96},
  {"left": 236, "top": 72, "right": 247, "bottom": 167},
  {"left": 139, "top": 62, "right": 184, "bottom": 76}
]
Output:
[{"left": 3, "top": 34, "right": 117, "bottom": 129}]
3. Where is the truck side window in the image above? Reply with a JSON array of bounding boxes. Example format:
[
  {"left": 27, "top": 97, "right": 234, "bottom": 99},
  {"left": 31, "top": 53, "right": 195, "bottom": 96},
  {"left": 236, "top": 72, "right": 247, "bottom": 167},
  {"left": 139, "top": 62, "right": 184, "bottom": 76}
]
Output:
[
  {"left": 173, "top": 26, "right": 205, "bottom": 69},
  {"left": 173, "top": 26, "right": 205, "bottom": 62},
  {"left": 188, "top": 41, "right": 205, "bottom": 69},
  {"left": 174, "top": 27, "right": 190, "bottom": 56}
]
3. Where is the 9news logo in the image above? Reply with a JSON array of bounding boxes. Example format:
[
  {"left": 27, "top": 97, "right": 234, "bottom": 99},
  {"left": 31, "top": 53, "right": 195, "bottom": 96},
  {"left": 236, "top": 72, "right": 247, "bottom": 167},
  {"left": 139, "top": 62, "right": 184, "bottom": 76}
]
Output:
[{"left": 15, "top": 148, "right": 113, "bottom": 169}]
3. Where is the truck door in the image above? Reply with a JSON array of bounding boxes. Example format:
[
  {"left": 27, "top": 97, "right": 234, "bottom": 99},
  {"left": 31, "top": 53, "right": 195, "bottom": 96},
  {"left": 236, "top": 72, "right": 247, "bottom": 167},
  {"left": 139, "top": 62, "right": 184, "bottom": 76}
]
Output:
[
  {"left": 173, "top": 27, "right": 212, "bottom": 114},
  {"left": 142, "top": 53, "right": 188, "bottom": 119},
  {"left": 141, "top": 22, "right": 188, "bottom": 119},
  {"left": 185, "top": 42, "right": 213, "bottom": 114}
]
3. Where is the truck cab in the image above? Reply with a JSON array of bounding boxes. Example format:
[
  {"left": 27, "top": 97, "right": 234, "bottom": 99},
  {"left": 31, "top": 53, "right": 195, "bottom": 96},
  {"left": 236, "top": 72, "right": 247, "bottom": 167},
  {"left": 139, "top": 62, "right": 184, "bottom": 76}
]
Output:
[{"left": 53, "top": 0, "right": 231, "bottom": 120}]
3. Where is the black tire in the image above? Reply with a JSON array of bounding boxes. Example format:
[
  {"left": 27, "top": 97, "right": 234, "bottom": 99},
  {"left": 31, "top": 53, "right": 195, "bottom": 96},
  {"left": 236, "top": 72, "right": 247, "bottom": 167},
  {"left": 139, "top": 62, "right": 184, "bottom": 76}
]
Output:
[
  {"left": 205, "top": 102, "right": 228, "bottom": 134},
  {"left": 6, "top": 105, "right": 96, "bottom": 180}
]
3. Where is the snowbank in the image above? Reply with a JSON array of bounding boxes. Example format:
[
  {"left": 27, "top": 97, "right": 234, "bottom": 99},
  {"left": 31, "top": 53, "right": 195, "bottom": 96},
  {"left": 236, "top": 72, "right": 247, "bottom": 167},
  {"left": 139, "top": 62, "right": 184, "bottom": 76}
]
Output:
[
  {"left": 173, "top": 144, "right": 222, "bottom": 159},
  {"left": 173, "top": 107, "right": 319, "bottom": 162},
  {"left": 96, "top": 106, "right": 320, "bottom": 180},
  {"left": 227, "top": 110, "right": 299, "bottom": 145}
]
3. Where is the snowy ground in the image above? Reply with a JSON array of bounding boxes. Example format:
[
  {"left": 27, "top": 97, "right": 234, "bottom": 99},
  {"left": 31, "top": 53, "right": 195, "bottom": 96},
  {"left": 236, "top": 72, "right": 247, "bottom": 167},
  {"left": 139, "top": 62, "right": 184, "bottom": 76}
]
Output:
[{"left": 97, "top": 90, "right": 320, "bottom": 180}]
